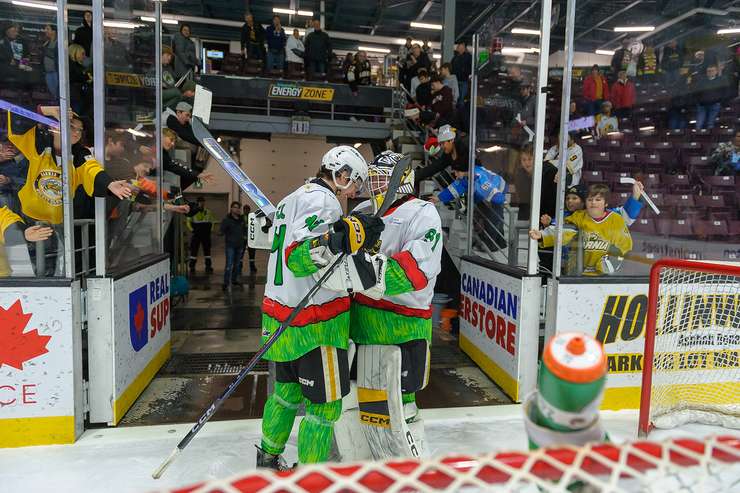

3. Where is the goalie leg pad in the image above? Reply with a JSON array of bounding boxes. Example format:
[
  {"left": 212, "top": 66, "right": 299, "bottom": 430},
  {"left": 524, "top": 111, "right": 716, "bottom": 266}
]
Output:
[{"left": 357, "top": 344, "right": 421, "bottom": 459}]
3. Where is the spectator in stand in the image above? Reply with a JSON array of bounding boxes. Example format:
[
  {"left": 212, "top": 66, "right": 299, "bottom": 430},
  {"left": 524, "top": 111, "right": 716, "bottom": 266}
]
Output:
[
  {"left": 440, "top": 62, "right": 459, "bottom": 105},
  {"left": 410, "top": 68, "right": 424, "bottom": 99},
  {"left": 347, "top": 51, "right": 371, "bottom": 95},
  {"left": 68, "top": 44, "right": 91, "bottom": 116},
  {"left": 451, "top": 42, "right": 472, "bottom": 105},
  {"left": 161, "top": 46, "right": 181, "bottom": 108},
  {"left": 341, "top": 52, "right": 353, "bottom": 75},
  {"left": 414, "top": 125, "right": 467, "bottom": 184},
  {"left": 519, "top": 83, "right": 535, "bottom": 128},
  {"left": 611, "top": 70, "right": 636, "bottom": 119},
  {"left": 398, "top": 37, "right": 413, "bottom": 90},
  {"left": 414, "top": 70, "right": 433, "bottom": 108},
  {"left": 430, "top": 74, "right": 454, "bottom": 126},
  {"left": 220, "top": 201, "right": 247, "bottom": 290},
  {"left": 172, "top": 24, "right": 198, "bottom": 79},
  {"left": 709, "top": 130, "right": 740, "bottom": 176},
  {"left": 544, "top": 133, "right": 583, "bottom": 187},
  {"left": 661, "top": 40, "right": 684, "bottom": 85},
  {"left": 688, "top": 50, "right": 715, "bottom": 82},
  {"left": 638, "top": 44, "right": 659, "bottom": 80},
  {"left": 241, "top": 13, "right": 266, "bottom": 63},
  {"left": 265, "top": 15, "right": 286, "bottom": 72},
  {"left": 285, "top": 29, "right": 304, "bottom": 75},
  {"left": 240, "top": 203, "right": 257, "bottom": 275},
  {"left": 0, "top": 137, "right": 27, "bottom": 212},
  {"left": 595, "top": 101, "right": 619, "bottom": 137},
  {"left": 164, "top": 102, "right": 200, "bottom": 147},
  {"left": 104, "top": 29, "right": 131, "bottom": 70},
  {"left": 304, "top": 19, "right": 331, "bottom": 79},
  {"left": 423, "top": 40, "right": 434, "bottom": 59},
  {"left": 42, "top": 24, "right": 58, "bottom": 99},
  {"left": 693, "top": 64, "right": 727, "bottom": 130},
  {"left": 582, "top": 65, "right": 609, "bottom": 116},
  {"left": 73, "top": 11, "right": 92, "bottom": 61},
  {"left": 0, "top": 23, "right": 32, "bottom": 89},
  {"left": 406, "top": 43, "right": 431, "bottom": 87}
]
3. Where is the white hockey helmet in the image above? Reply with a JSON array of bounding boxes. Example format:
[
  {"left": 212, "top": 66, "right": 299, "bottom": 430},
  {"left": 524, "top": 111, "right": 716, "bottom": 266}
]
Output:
[
  {"left": 367, "top": 151, "right": 414, "bottom": 213},
  {"left": 321, "top": 146, "right": 368, "bottom": 191}
]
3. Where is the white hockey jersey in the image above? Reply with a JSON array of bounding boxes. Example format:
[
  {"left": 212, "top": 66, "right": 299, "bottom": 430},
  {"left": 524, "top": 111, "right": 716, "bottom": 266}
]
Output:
[
  {"left": 545, "top": 143, "right": 583, "bottom": 186},
  {"left": 262, "top": 180, "right": 350, "bottom": 361},
  {"left": 350, "top": 196, "right": 443, "bottom": 345}
]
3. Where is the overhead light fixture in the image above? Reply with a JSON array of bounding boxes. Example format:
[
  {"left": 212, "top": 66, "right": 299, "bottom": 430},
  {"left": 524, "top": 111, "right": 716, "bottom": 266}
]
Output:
[
  {"left": 501, "top": 47, "right": 538, "bottom": 55},
  {"left": 432, "top": 53, "right": 441, "bottom": 59},
  {"left": 104, "top": 21, "right": 142, "bottom": 29},
  {"left": 581, "top": 134, "right": 593, "bottom": 140},
  {"left": 140, "top": 16, "right": 178, "bottom": 24},
  {"left": 410, "top": 21, "right": 443, "bottom": 30},
  {"left": 511, "top": 28, "right": 540, "bottom": 36},
  {"left": 217, "top": 137, "right": 222, "bottom": 143},
  {"left": 394, "top": 38, "right": 426, "bottom": 46},
  {"left": 613, "top": 26, "right": 654, "bottom": 32},
  {"left": 353, "top": 143, "right": 362, "bottom": 148},
  {"left": 595, "top": 49, "right": 615, "bottom": 55},
  {"left": 717, "top": 28, "right": 740, "bottom": 35},
  {"left": 639, "top": 126, "right": 655, "bottom": 132},
  {"left": 11, "top": 0, "right": 57, "bottom": 10},
  {"left": 126, "top": 128, "right": 149, "bottom": 138},
  {"left": 481, "top": 145, "right": 505, "bottom": 153},
  {"left": 273, "top": 8, "right": 295, "bottom": 15},
  {"left": 297, "top": 10, "right": 314, "bottom": 17},
  {"left": 358, "top": 45, "right": 391, "bottom": 54}
]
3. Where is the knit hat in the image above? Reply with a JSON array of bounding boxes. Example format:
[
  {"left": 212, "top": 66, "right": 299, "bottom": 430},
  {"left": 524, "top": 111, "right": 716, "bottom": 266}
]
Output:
[
  {"left": 181, "top": 80, "right": 197, "bottom": 93},
  {"left": 566, "top": 183, "right": 587, "bottom": 201},
  {"left": 175, "top": 101, "right": 193, "bottom": 113},
  {"left": 423, "top": 136, "right": 440, "bottom": 157},
  {"left": 437, "top": 124, "right": 456, "bottom": 142}
]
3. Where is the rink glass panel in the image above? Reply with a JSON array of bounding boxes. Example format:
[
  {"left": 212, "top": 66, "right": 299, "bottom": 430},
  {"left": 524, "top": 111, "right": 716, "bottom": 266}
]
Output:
[
  {"left": 0, "top": 2, "right": 77, "bottom": 278},
  {"left": 101, "top": 0, "right": 163, "bottom": 273}
]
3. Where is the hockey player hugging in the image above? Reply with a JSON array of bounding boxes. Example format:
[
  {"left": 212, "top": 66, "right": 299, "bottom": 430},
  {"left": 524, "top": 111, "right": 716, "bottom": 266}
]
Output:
[
  {"left": 529, "top": 184, "right": 633, "bottom": 276},
  {"left": 256, "top": 146, "right": 385, "bottom": 469},
  {"left": 336, "top": 151, "right": 443, "bottom": 461}
]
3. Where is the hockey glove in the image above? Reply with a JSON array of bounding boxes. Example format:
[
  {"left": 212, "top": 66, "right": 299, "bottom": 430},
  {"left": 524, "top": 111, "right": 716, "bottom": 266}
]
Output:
[
  {"left": 357, "top": 253, "right": 388, "bottom": 300},
  {"left": 327, "top": 213, "right": 385, "bottom": 255}
]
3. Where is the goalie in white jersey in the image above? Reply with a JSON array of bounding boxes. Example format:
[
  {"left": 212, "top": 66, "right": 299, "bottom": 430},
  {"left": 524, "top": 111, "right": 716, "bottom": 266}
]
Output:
[
  {"left": 257, "top": 146, "right": 385, "bottom": 469},
  {"left": 339, "top": 151, "right": 443, "bottom": 460}
]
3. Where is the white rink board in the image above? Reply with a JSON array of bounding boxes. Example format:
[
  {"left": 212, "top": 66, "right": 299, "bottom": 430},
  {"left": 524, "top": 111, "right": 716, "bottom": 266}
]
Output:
[
  {"left": 88, "top": 259, "right": 171, "bottom": 424},
  {"left": 459, "top": 260, "right": 540, "bottom": 401},
  {"left": 0, "top": 406, "right": 736, "bottom": 493}
]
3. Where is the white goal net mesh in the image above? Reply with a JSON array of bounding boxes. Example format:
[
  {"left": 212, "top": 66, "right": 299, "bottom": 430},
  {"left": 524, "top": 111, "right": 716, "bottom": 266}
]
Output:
[
  {"left": 161, "top": 436, "right": 740, "bottom": 493},
  {"left": 642, "top": 262, "right": 740, "bottom": 432}
]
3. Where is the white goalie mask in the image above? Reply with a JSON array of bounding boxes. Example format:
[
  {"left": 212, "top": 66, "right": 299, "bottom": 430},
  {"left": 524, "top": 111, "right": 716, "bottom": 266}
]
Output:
[
  {"left": 321, "top": 146, "right": 369, "bottom": 192},
  {"left": 368, "top": 151, "right": 415, "bottom": 213}
]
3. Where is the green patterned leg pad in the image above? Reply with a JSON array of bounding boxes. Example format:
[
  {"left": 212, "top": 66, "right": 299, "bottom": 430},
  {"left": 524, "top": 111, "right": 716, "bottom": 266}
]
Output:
[
  {"left": 297, "top": 399, "right": 342, "bottom": 464},
  {"left": 261, "top": 381, "right": 302, "bottom": 455}
]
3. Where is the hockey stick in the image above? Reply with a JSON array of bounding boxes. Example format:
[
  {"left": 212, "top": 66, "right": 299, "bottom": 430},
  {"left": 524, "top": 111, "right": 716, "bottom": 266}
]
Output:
[
  {"left": 189, "top": 115, "right": 276, "bottom": 218},
  {"left": 152, "top": 155, "right": 410, "bottom": 479}
]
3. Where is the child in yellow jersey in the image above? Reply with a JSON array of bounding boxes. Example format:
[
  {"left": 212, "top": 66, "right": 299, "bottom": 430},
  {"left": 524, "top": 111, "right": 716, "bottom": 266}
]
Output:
[
  {"left": 529, "top": 184, "right": 633, "bottom": 276},
  {"left": 6, "top": 107, "right": 131, "bottom": 225}
]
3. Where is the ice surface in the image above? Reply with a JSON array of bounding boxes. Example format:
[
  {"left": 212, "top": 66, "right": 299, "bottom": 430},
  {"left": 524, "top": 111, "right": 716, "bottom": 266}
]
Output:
[{"left": 0, "top": 405, "right": 736, "bottom": 493}]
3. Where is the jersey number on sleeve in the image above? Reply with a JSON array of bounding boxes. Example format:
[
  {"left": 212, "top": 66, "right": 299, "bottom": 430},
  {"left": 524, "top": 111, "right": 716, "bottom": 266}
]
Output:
[
  {"left": 271, "top": 224, "right": 287, "bottom": 286},
  {"left": 424, "top": 228, "right": 441, "bottom": 251}
]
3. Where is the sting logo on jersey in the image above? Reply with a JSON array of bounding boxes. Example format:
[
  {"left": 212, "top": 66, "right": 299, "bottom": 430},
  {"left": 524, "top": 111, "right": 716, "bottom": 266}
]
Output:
[
  {"left": 129, "top": 276, "right": 170, "bottom": 352},
  {"left": 34, "top": 169, "right": 63, "bottom": 206}
]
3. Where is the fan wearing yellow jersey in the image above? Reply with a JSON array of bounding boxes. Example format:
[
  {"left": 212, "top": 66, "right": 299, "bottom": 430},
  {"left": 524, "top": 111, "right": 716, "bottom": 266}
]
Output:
[
  {"left": 530, "top": 184, "right": 633, "bottom": 276},
  {"left": 0, "top": 206, "right": 53, "bottom": 276},
  {"left": 6, "top": 107, "right": 131, "bottom": 225}
]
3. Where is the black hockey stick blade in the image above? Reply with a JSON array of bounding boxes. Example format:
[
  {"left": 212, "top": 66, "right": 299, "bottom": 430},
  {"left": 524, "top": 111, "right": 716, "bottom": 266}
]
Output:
[
  {"left": 190, "top": 116, "right": 276, "bottom": 218},
  {"left": 152, "top": 153, "right": 409, "bottom": 479}
]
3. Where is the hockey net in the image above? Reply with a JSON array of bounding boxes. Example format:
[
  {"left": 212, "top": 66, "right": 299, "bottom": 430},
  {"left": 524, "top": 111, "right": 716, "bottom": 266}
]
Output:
[
  {"left": 639, "top": 259, "right": 740, "bottom": 435},
  {"left": 165, "top": 435, "right": 740, "bottom": 493}
]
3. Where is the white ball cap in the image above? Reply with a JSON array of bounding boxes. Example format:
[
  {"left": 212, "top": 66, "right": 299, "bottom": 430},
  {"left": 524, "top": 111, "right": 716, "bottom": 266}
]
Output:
[{"left": 437, "top": 124, "right": 456, "bottom": 142}]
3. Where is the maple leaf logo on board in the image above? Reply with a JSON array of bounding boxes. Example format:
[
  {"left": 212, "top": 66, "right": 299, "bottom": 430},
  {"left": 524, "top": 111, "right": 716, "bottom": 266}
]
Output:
[
  {"left": 133, "top": 302, "right": 145, "bottom": 335},
  {"left": 0, "top": 300, "right": 51, "bottom": 370}
]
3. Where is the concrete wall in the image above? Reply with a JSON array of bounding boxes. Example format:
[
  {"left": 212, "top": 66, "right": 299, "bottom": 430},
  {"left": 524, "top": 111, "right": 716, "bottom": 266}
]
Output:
[{"left": 194, "top": 136, "right": 375, "bottom": 213}]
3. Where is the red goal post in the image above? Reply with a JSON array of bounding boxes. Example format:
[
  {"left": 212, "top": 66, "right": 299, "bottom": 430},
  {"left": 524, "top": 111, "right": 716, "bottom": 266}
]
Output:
[
  {"left": 638, "top": 258, "right": 740, "bottom": 437},
  {"left": 164, "top": 436, "right": 740, "bottom": 493}
]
